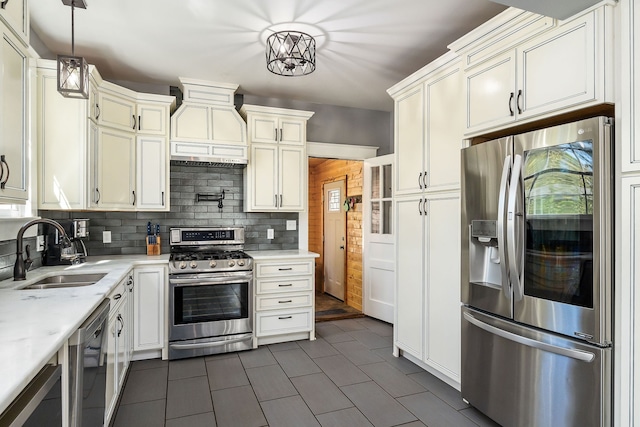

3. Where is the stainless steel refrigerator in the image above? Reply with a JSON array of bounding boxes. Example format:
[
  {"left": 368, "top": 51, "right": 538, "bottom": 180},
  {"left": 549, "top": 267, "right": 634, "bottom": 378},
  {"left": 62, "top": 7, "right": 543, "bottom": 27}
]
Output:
[{"left": 460, "top": 116, "right": 613, "bottom": 427}]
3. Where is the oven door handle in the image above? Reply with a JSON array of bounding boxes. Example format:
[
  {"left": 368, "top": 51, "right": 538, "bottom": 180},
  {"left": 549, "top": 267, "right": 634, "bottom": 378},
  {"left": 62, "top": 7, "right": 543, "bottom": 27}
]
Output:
[
  {"left": 169, "top": 273, "right": 253, "bottom": 286},
  {"left": 169, "top": 333, "right": 253, "bottom": 350}
]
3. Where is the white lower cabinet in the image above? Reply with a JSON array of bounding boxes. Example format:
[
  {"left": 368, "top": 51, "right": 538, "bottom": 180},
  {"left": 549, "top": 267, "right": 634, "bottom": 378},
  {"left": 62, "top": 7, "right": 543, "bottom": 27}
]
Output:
[
  {"left": 105, "top": 275, "right": 132, "bottom": 426},
  {"left": 394, "top": 191, "right": 461, "bottom": 387},
  {"left": 253, "top": 257, "right": 316, "bottom": 346},
  {"left": 133, "top": 265, "right": 166, "bottom": 357}
]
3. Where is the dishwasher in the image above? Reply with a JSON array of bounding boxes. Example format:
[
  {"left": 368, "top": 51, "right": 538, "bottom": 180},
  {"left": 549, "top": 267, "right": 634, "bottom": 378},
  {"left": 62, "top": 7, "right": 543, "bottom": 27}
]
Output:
[{"left": 0, "top": 299, "right": 110, "bottom": 427}]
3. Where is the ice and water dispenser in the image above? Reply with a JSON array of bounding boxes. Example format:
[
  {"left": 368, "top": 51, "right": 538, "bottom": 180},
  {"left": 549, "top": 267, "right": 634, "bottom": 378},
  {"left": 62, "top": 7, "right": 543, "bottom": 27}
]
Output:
[{"left": 468, "top": 220, "right": 502, "bottom": 288}]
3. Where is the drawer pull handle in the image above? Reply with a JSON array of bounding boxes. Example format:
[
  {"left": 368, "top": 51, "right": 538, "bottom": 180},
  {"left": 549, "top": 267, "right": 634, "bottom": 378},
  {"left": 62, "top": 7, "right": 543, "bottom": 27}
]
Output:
[
  {"left": 278, "top": 267, "right": 293, "bottom": 271},
  {"left": 113, "top": 293, "right": 122, "bottom": 300},
  {"left": 278, "top": 283, "right": 293, "bottom": 287},
  {"left": 278, "top": 300, "right": 293, "bottom": 304},
  {"left": 279, "top": 316, "right": 293, "bottom": 320}
]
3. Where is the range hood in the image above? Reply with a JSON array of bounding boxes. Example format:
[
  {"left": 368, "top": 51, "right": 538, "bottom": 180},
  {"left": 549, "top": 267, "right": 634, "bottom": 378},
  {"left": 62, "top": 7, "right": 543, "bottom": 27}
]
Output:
[
  {"left": 170, "top": 78, "right": 248, "bottom": 166},
  {"left": 487, "top": 0, "right": 605, "bottom": 19}
]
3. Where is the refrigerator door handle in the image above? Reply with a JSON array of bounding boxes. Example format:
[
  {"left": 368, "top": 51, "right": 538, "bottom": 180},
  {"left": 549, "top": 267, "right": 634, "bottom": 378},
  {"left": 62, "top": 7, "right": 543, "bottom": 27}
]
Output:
[
  {"left": 497, "top": 154, "right": 512, "bottom": 299},
  {"left": 507, "top": 154, "right": 524, "bottom": 301},
  {"left": 463, "top": 312, "right": 595, "bottom": 362}
]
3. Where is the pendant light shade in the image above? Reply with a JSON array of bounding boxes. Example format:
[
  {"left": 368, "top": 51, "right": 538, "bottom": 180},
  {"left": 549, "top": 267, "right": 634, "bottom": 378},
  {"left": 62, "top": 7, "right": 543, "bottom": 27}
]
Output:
[
  {"left": 57, "top": 0, "right": 89, "bottom": 99},
  {"left": 266, "top": 31, "right": 316, "bottom": 76}
]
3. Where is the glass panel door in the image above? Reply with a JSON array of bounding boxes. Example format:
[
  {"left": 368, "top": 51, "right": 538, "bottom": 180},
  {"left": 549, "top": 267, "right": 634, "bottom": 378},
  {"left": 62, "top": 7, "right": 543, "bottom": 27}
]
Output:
[
  {"left": 370, "top": 164, "right": 393, "bottom": 234},
  {"left": 523, "top": 141, "right": 594, "bottom": 308}
]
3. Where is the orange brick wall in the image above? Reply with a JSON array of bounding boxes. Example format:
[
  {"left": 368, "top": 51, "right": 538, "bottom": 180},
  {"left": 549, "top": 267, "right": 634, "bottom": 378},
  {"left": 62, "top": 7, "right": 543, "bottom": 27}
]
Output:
[{"left": 308, "top": 159, "right": 363, "bottom": 311}]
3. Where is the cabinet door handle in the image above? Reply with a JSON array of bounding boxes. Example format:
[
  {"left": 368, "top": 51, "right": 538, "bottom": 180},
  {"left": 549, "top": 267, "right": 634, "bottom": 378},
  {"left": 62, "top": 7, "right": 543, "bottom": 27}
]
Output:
[
  {"left": 95, "top": 188, "right": 101, "bottom": 204},
  {"left": 423, "top": 199, "right": 428, "bottom": 215},
  {"left": 278, "top": 316, "right": 293, "bottom": 320},
  {"left": 418, "top": 172, "right": 422, "bottom": 189},
  {"left": 95, "top": 104, "right": 100, "bottom": 120},
  {"left": 0, "top": 1, "right": 9, "bottom": 10},
  {"left": 423, "top": 171, "right": 427, "bottom": 188},
  {"left": 0, "top": 155, "right": 8, "bottom": 189},
  {"left": 508, "top": 92, "right": 515, "bottom": 116},
  {"left": 117, "top": 314, "right": 124, "bottom": 336},
  {"left": 280, "top": 194, "right": 283, "bottom": 207},
  {"left": 278, "top": 300, "right": 293, "bottom": 304},
  {"left": 418, "top": 198, "right": 423, "bottom": 215},
  {"left": 516, "top": 89, "right": 523, "bottom": 114},
  {"left": 132, "top": 190, "right": 136, "bottom": 206},
  {"left": 0, "top": 155, "right": 4, "bottom": 184},
  {"left": 274, "top": 194, "right": 278, "bottom": 208},
  {"left": 0, "top": 155, "right": 9, "bottom": 189},
  {"left": 138, "top": 115, "right": 141, "bottom": 131},
  {"left": 162, "top": 191, "right": 165, "bottom": 206}
]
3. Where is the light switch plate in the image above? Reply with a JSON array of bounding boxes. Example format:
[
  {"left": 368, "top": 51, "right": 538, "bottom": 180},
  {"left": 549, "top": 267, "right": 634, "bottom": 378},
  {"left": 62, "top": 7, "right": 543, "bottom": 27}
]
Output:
[
  {"left": 267, "top": 229, "right": 274, "bottom": 239},
  {"left": 286, "top": 220, "right": 297, "bottom": 231},
  {"left": 103, "top": 231, "right": 112, "bottom": 243},
  {"left": 36, "top": 235, "right": 45, "bottom": 252}
]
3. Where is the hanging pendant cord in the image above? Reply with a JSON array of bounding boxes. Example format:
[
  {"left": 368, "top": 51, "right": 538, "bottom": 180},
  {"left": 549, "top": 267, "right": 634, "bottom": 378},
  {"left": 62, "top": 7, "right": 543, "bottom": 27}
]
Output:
[{"left": 71, "top": 4, "right": 75, "bottom": 56}]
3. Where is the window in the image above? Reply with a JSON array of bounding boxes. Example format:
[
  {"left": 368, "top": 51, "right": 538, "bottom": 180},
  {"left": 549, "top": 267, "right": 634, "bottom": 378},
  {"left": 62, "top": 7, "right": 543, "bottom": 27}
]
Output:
[
  {"left": 328, "top": 188, "right": 341, "bottom": 212},
  {"left": 370, "top": 164, "right": 392, "bottom": 234}
]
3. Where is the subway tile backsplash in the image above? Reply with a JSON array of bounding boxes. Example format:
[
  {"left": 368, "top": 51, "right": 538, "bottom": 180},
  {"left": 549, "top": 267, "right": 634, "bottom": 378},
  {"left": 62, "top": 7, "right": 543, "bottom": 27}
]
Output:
[{"left": 0, "top": 164, "right": 298, "bottom": 276}]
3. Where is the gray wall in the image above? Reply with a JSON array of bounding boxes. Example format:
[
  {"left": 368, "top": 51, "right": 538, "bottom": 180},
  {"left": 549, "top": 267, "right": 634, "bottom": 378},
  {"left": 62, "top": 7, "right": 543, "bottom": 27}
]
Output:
[
  {"left": 242, "top": 94, "right": 393, "bottom": 156},
  {"left": 0, "top": 163, "right": 300, "bottom": 280}
]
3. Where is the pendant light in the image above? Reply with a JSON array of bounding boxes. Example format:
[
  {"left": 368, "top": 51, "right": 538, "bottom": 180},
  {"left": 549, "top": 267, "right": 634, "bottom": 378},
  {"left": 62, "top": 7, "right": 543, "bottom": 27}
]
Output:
[
  {"left": 266, "top": 31, "right": 316, "bottom": 76},
  {"left": 57, "top": 0, "right": 89, "bottom": 99}
]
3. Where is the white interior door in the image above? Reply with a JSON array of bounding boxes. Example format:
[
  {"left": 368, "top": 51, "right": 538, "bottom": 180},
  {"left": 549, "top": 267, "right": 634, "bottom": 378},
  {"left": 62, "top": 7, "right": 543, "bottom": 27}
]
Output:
[
  {"left": 363, "top": 155, "right": 395, "bottom": 323},
  {"left": 323, "top": 180, "right": 346, "bottom": 300}
]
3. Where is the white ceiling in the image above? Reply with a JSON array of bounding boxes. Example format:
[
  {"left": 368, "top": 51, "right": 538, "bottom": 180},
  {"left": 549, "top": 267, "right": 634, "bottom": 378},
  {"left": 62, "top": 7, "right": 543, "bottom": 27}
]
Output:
[{"left": 29, "top": 0, "right": 507, "bottom": 112}]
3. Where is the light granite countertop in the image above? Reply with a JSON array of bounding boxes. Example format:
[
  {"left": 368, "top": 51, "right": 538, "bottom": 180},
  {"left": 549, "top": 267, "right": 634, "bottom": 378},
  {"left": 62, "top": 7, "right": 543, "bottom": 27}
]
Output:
[
  {"left": 0, "top": 255, "right": 169, "bottom": 415},
  {"left": 246, "top": 249, "right": 319, "bottom": 260}
]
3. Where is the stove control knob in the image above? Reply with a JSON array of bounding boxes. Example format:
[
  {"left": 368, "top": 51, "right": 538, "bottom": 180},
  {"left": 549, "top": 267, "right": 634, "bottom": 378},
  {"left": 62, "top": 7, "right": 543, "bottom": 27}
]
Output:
[
  {"left": 238, "top": 260, "right": 245, "bottom": 267},
  {"left": 228, "top": 260, "right": 236, "bottom": 267},
  {"left": 179, "top": 261, "right": 187, "bottom": 270},
  {"left": 209, "top": 260, "right": 217, "bottom": 268},
  {"left": 190, "top": 261, "right": 198, "bottom": 269}
]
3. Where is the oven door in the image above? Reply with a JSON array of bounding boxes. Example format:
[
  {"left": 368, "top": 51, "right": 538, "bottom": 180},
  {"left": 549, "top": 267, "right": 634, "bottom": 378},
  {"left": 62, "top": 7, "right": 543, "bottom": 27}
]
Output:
[{"left": 169, "top": 271, "right": 253, "bottom": 342}]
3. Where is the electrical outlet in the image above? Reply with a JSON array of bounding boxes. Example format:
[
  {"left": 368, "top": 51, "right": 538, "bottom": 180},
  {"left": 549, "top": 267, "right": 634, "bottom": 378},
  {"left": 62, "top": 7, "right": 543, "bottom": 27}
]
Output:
[
  {"left": 286, "top": 220, "right": 297, "bottom": 231},
  {"left": 103, "top": 231, "right": 112, "bottom": 243},
  {"left": 36, "top": 235, "right": 45, "bottom": 252},
  {"left": 267, "top": 229, "right": 274, "bottom": 239}
]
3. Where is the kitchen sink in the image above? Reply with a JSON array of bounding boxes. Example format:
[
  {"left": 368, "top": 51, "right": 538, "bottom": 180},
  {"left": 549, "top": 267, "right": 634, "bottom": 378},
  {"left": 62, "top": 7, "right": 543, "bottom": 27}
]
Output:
[{"left": 21, "top": 273, "right": 107, "bottom": 290}]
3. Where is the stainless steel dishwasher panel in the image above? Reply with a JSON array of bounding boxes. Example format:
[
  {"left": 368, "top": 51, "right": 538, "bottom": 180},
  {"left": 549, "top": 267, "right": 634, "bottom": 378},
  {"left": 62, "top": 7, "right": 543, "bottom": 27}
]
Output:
[
  {"left": 461, "top": 306, "right": 611, "bottom": 427},
  {"left": 69, "top": 298, "right": 110, "bottom": 427}
]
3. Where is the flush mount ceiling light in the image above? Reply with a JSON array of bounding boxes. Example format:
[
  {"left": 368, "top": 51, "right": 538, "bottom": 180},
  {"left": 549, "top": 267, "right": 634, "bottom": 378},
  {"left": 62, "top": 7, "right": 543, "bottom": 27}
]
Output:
[
  {"left": 266, "top": 31, "right": 316, "bottom": 77},
  {"left": 57, "top": 0, "right": 89, "bottom": 98}
]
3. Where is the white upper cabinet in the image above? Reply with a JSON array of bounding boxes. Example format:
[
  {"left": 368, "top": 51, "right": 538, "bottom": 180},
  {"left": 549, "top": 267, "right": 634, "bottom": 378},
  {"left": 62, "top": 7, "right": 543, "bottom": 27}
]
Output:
[
  {"left": 136, "top": 135, "right": 167, "bottom": 210},
  {"left": 37, "top": 66, "right": 91, "bottom": 209},
  {"left": 97, "top": 89, "right": 137, "bottom": 132},
  {"left": 0, "top": 24, "right": 28, "bottom": 203},
  {"left": 136, "top": 102, "right": 168, "bottom": 135},
  {"left": 91, "top": 126, "right": 136, "bottom": 209},
  {"left": 0, "top": 0, "right": 28, "bottom": 44},
  {"left": 248, "top": 114, "right": 306, "bottom": 145},
  {"left": 241, "top": 104, "right": 313, "bottom": 212},
  {"left": 388, "top": 53, "right": 463, "bottom": 197},
  {"left": 37, "top": 59, "right": 174, "bottom": 211},
  {"left": 455, "top": 6, "right": 613, "bottom": 136}
]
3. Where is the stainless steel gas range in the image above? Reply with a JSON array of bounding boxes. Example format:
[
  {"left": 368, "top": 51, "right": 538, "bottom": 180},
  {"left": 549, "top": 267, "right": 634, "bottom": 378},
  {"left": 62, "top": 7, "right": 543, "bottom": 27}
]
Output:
[{"left": 168, "top": 227, "right": 253, "bottom": 360}]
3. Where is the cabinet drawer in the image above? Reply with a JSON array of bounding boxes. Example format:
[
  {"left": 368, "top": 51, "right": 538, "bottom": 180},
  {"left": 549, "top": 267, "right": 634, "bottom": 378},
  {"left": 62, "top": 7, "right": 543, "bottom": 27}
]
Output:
[
  {"left": 256, "top": 277, "right": 312, "bottom": 294},
  {"left": 256, "top": 293, "right": 312, "bottom": 311},
  {"left": 256, "top": 309, "right": 313, "bottom": 337},
  {"left": 255, "top": 260, "right": 313, "bottom": 277}
]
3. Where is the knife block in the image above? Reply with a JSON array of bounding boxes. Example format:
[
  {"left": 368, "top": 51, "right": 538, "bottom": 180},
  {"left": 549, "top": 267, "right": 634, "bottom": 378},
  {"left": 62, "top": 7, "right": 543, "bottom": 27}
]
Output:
[{"left": 146, "top": 236, "right": 161, "bottom": 255}]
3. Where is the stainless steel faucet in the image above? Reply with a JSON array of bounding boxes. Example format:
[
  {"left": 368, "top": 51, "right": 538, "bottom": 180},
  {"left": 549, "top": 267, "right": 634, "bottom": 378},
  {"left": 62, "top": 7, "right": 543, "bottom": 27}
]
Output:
[{"left": 14, "top": 218, "right": 73, "bottom": 281}]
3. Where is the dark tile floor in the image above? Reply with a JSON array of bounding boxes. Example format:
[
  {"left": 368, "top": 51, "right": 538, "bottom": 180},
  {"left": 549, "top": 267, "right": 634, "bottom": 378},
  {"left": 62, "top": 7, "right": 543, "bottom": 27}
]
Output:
[{"left": 113, "top": 317, "right": 500, "bottom": 427}]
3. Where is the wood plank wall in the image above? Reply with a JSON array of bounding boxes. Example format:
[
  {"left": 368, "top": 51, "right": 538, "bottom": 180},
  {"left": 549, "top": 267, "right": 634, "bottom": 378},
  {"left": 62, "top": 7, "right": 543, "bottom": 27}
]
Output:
[{"left": 308, "top": 158, "right": 364, "bottom": 311}]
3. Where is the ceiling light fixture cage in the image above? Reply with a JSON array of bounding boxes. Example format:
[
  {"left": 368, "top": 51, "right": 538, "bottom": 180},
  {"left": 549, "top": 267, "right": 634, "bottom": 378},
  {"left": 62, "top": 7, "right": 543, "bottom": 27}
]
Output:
[
  {"left": 57, "top": 0, "right": 89, "bottom": 99},
  {"left": 266, "top": 30, "right": 316, "bottom": 77}
]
